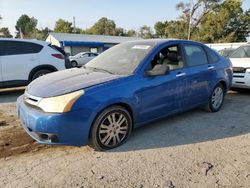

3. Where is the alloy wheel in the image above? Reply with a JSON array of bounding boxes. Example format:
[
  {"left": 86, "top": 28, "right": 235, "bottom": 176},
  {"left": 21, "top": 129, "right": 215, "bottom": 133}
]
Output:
[
  {"left": 211, "top": 87, "right": 224, "bottom": 109},
  {"left": 98, "top": 112, "right": 129, "bottom": 148}
]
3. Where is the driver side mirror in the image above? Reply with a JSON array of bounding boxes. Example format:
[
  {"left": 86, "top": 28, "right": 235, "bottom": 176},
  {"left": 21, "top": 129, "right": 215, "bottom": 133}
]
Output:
[{"left": 147, "top": 64, "right": 169, "bottom": 76}]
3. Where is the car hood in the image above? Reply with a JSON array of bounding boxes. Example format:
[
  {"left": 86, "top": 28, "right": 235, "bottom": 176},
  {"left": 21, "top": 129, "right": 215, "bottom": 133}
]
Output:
[
  {"left": 230, "top": 58, "right": 250, "bottom": 68},
  {"left": 26, "top": 68, "right": 124, "bottom": 98}
]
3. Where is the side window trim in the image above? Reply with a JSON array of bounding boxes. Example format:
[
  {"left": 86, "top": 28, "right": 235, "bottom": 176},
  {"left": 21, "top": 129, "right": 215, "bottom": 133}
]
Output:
[{"left": 3, "top": 41, "right": 43, "bottom": 56}]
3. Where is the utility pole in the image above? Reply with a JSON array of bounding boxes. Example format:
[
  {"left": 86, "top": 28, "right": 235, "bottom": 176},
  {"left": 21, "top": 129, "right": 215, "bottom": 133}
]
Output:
[
  {"left": 19, "top": 27, "right": 24, "bottom": 39},
  {"left": 73, "top": 16, "right": 76, "bottom": 33},
  {"left": 188, "top": 0, "right": 193, "bottom": 40}
]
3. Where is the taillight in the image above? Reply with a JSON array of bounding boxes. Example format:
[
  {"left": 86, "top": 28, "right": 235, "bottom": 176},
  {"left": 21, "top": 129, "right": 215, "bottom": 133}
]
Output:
[{"left": 52, "top": 54, "right": 64, "bottom": 60}]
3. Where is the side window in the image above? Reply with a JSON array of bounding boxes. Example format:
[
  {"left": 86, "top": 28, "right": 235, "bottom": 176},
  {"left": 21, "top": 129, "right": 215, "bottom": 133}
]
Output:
[
  {"left": 205, "top": 47, "right": 220, "bottom": 63},
  {"left": 183, "top": 45, "right": 208, "bottom": 66},
  {"left": 230, "top": 46, "right": 250, "bottom": 58},
  {"left": 4, "top": 41, "right": 43, "bottom": 56},
  {"left": 150, "top": 45, "right": 184, "bottom": 71},
  {"left": 81, "top": 54, "right": 88, "bottom": 58}
]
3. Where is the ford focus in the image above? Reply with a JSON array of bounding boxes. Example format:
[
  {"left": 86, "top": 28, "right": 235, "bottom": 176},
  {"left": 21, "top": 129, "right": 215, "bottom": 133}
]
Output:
[{"left": 17, "top": 39, "right": 233, "bottom": 151}]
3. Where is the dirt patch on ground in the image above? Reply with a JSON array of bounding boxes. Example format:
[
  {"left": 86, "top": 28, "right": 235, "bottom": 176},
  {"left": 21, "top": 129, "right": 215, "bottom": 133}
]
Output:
[{"left": 0, "top": 104, "right": 47, "bottom": 158}]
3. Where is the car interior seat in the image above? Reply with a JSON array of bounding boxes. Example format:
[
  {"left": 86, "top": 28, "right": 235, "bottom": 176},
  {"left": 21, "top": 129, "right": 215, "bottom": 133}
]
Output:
[{"left": 162, "top": 51, "right": 180, "bottom": 70}]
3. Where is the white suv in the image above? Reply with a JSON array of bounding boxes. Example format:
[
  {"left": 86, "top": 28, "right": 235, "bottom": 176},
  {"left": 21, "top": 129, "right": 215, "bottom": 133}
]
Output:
[
  {"left": 229, "top": 44, "right": 250, "bottom": 89},
  {"left": 0, "top": 38, "right": 70, "bottom": 88}
]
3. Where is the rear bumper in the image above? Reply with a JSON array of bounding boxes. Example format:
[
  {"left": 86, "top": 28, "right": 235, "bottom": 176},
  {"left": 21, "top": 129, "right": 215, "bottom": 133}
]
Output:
[{"left": 16, "top": 95, "right": 93, "bottom": 146}]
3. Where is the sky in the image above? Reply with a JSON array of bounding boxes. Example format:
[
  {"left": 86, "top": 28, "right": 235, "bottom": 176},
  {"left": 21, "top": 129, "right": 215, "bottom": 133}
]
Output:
[{"left": 1, "top": 0, "right": 250, "bottom": 36}]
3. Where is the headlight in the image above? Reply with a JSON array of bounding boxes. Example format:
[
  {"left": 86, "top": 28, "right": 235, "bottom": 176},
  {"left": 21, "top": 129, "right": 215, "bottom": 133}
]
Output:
[{"left": 38, "top": 90, "right": 84, "bottom": 113}]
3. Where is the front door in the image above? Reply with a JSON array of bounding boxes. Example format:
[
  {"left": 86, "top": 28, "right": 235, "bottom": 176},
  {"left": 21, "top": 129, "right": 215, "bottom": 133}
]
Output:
[{"left": 135, "top": 44, "right": 187, "bottom": 123}]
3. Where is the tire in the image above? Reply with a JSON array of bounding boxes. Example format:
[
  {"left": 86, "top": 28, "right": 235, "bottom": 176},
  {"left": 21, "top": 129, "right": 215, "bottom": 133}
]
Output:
[
  {"left": 90, "top": 105, "right": 132, "bottom": 151},
  {"left": 31, "top": 69, "right": 52, "bottom": 81},
  {"left": 205, "top": 83, "right": 225, "bottom": 112},
  {"left": 71, "top": 61, "right": 78, "bottom": 68}
]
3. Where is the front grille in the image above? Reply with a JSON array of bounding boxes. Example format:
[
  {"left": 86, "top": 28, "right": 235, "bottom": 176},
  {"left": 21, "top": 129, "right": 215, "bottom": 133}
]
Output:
[
  {"left": 233, "top": 67, "right": 246, "bottom": 73},
  {"left": 233, "top": 75, "right": 244, "bottom": 78}
]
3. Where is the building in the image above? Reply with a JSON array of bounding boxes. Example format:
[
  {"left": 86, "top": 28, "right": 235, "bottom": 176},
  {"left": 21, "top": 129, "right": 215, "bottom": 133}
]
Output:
[{"left": 46, "top": 32, "right": 142, "bottom": 55}]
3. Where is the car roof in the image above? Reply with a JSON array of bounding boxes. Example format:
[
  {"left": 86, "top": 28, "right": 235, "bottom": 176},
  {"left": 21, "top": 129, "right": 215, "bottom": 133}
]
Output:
[
  {"left": 0, "top": 38, "right": 50, "bottom": 46},
  {"left": 124, "top": 38, "right": 204, "bottom": 46}
]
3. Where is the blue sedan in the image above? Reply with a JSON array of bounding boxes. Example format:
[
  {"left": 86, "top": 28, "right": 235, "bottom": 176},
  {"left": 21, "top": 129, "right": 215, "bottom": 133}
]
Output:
[{"left": 17, "top": 39, "right": 233, "bottom": 150}]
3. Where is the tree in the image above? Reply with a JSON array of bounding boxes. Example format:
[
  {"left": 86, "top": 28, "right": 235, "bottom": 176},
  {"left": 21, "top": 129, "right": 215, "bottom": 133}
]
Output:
[
  {"left": 15, "top": 14, "right": 37, "bottom": 38},
  {"left": 74, "top": 27, "right": 82, "bottom": 34},
  {"left": 126, "top": 29, "right": 137, "bottom": 37},
  {"left": 87, "top": 17, "right": 116, "bottom": 35},
  {"left": 54, "top": 19, "right": 73, "bottom": 33},
  {"left": 115, "top": 27, "right": 126, "bottom": 36},
  {"left": 0, "top": 27, "right": 13, "bottom": 38},
  {"left": 35, "top": 27, "right": 52, "bottom": 40},
  {"left": 176, "top": 0, "right": 221, "bottom": 39},
  {"left": 199, "top": 0, "right": 250, "bottom": 42},
  {"left": 138, "top": 25, "right": 153, "bottom": 39},
  {"left": 154, "top": 21, "right": 167, "bottom": 38},
  {"left": 154, "top": 20, "right": 188, "bottom": 39}
]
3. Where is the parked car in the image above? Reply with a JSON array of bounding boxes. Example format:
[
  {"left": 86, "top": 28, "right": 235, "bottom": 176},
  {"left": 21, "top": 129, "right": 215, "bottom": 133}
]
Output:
[
  {"left": 69, "top": 52, "right": 98, "bottom": 67},
  {"left": 218, "top": 48, "right": 235, "bottom": 58},
  {"left": 0, "top": 38, "right": 70, "bottom": 88},
  {"left": 17, "top": 39, "right": 232, "bottom": 151},
  {"left": 229, "top": 44, "right": 250, "bottom": 89}
]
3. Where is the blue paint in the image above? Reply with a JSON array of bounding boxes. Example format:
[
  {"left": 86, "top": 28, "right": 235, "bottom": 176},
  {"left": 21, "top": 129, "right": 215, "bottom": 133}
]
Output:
[{"left": 17, "top": 39, "right": 233, "bottom": 146}]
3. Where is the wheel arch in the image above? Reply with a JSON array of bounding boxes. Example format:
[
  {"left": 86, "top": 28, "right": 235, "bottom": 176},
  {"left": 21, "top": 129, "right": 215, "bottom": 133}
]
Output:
[
  {"left": 28, "top": 65, "right": 58, "bottom": 82},
  {"left": 217, "top": 79, "right": 228, "bottom": 93},
  {"left": 88, "top": 101, "right": 135, "bottom": 141}
]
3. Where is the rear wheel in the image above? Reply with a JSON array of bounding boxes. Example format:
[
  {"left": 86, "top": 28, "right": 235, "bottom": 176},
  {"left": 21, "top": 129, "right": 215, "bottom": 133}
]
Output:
[
  {"left": 90, "top": 106, "right": 132, "bottom": 151},
  {"left": 31, "top": 69, "right": 52, "bottom": 81},
  {"left": 71, "top": 61, "right": 78, "bottom": 67},
  {"left": 206, "top": 83, "right": 225, "bottom": 112}
]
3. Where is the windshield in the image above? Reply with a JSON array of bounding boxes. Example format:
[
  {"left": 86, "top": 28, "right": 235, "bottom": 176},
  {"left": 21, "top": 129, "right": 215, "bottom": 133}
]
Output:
[
  {"left": 229, "top": 46, "right": 250, "bottom": 58},
  {"left": 85, "top": 42, "right": 156, "bottom": 75}
]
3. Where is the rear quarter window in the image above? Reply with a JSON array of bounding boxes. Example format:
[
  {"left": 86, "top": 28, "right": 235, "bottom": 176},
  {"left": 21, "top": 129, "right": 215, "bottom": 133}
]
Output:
[
  {"left": 2, "top": 41, "right": 43, "bottom": 56},
  {"left": 205, "top": 47, "right": 220, "bottom": 63}
]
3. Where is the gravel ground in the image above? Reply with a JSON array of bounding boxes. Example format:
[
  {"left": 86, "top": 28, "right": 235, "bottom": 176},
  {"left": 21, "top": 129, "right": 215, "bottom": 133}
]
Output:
[{"left": 0, "top": 89, "right": 249, "bottom": 188}]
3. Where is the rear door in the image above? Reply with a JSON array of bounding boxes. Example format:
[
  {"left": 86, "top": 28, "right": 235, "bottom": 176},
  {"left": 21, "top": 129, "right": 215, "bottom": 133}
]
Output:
[
  {"left": 1, "top": 41, "right": 43, "bottom": 82},
  {"left": 181, "top": 43, "right": 212, "bottom": 108}
]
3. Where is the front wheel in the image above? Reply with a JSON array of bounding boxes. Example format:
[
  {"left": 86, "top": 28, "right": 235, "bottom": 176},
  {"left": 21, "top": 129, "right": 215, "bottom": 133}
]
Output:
[
  {"left": 206, "top": 83, "right": 225, "bottom": 112},
  {"left": 90, "top": 106, "right": 132, "bottom": 151}
]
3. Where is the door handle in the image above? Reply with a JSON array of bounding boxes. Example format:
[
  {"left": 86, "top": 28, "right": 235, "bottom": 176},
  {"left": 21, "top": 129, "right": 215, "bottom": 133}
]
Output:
[
  {"left": 208, "top": 66, "right": 215, "bottom": 70},
  {"left": 176, "top": 72, "right": 186, "bottom": 78}
]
